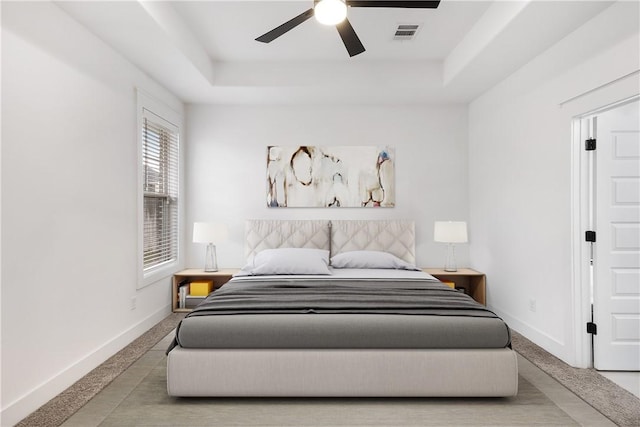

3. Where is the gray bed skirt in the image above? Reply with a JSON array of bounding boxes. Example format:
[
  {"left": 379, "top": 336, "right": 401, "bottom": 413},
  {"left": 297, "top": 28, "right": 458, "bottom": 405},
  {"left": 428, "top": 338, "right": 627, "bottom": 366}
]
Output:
[{"left": 167, "top": 347, "right": 519, "bottom": 397}]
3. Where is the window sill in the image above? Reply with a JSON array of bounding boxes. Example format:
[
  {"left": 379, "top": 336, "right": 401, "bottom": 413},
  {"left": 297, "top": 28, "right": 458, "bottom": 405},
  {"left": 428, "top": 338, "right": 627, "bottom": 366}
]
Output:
[{"left": 140, "top": 260, "right": 180, "bottom": 289}]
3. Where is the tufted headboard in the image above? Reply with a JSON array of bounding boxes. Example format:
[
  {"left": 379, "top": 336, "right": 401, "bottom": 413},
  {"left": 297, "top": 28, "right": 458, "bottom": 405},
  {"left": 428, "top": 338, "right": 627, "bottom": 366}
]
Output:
[
  {"left": 245, "top": 219, "right": 415, "bottom": 264},
  {"left": 330, "top": 220, "right": 415, "bottom": 264},
  {"left": 244, "top": 220, "right": 331, "bottom": 261}
]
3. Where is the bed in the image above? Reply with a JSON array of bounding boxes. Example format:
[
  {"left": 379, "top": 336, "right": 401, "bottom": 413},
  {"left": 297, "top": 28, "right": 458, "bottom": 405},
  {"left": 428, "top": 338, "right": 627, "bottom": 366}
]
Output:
[{"left": 167, "top": 219, "right": 518, "bottom": 397}]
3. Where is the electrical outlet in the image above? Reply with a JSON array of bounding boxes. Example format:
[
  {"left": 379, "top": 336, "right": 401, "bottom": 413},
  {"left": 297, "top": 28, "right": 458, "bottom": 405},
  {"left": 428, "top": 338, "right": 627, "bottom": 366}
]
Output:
[
  {"left": 130, "top": 296, "right": 137, "bottom": 310},
  {"left": 528, "top": 298, "right": 536, "bottom": 312}
]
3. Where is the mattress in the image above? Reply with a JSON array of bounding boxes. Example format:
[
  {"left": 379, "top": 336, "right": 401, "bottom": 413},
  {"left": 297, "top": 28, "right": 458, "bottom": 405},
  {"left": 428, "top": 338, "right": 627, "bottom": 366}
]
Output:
[{"left": 173, "top": 269, "right": 511, "bottom": 350}]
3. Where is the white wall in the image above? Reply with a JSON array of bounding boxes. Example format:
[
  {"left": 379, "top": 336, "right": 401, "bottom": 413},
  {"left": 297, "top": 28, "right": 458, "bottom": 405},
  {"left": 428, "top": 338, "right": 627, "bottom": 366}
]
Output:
[
  {"left": 185, "top": 104, "right": 469, "bottom": 269},
  {"left": 1, "top": 3, "right": 183, "bottom": 425},
  {"left": 468, "top": 1, "right": 639, "bottom": 366}
]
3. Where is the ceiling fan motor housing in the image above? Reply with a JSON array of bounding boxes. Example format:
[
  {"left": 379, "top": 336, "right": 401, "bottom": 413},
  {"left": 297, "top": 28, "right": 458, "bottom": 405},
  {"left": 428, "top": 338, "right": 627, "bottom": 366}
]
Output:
[{"left": 314, "top": 0, "right": 348, "bottom": 26}]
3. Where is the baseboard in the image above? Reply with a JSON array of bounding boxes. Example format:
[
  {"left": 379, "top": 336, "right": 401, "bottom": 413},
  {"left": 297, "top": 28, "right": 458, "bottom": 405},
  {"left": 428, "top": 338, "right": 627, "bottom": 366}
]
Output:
[
  {"left": 1, "top": 306, "right": 170, "bottom": 427},
  {"left": 491, "top": 306, "right": 572, "bottom": 366}
]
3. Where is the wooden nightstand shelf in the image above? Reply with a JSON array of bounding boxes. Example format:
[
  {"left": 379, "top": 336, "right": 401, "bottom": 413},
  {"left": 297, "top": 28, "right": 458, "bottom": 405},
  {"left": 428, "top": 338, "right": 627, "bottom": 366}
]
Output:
[
  {"left": 172, "top": 268, "right": 239, "bottom": 313},
  {"left": 423, "top": 268, "right": 487, "bottom": 305}
]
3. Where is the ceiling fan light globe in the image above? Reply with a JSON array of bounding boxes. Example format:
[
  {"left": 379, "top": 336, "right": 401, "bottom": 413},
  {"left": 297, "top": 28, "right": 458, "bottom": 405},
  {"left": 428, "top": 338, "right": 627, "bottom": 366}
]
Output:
[{"left": 314, "top": 0, "right": 347, "bottom": 25}]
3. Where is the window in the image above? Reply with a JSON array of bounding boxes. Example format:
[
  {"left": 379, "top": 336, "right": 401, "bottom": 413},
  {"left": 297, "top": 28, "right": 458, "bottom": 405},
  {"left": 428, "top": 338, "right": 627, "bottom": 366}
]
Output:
[{"left": 141, "top": 108, "right": 179, "bottom": 276}]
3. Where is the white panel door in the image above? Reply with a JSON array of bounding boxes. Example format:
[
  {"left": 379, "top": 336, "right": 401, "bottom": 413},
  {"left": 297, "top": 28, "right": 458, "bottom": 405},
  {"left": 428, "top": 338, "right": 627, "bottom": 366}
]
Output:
[{"left": 593, "top": 99, "right": 640, "bottom": 370}]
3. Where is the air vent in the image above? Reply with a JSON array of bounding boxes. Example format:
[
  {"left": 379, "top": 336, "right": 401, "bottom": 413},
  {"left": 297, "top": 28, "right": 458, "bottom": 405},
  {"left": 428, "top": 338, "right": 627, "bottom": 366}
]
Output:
[{"left": 394, "top": 24, "right": 421, "bottom": 41}]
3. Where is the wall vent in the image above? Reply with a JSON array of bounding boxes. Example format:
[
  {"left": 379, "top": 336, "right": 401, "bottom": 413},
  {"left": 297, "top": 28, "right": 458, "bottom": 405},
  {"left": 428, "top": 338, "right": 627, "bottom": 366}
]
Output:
[{"left": 394, "top": 24, "right": 421, "bottom": 40}]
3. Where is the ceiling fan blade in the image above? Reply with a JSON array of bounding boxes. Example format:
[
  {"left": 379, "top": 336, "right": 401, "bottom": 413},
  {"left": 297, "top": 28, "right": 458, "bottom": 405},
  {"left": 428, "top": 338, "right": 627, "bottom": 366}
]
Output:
[
  {"left": 336, "top": 18, "right": 366, "bottom": 57},
  {"left": 348, "top": 1, "right": 440, "bottom": 8},
  {"left": 255, "top": 8, "right": 314, "bottom": 43}
]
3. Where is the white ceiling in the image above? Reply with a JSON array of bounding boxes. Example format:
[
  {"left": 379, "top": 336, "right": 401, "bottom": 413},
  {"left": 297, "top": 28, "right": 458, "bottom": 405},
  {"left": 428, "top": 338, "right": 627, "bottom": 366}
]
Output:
[
  {"left": 171, "top": 1, "right": 492, "bottom": 61},
  {"left": 56, "top": 0, "right": 615, "bottom": 105}
]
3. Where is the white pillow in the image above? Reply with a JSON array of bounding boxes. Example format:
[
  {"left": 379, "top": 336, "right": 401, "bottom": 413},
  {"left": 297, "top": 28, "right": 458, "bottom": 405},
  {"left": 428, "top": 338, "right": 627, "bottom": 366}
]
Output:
[
  {"left": 241, "top": 248, "right": 331, "bottom": 275},
  {"left": 330, "top": 250, "right": 420, "bottom": 271}
]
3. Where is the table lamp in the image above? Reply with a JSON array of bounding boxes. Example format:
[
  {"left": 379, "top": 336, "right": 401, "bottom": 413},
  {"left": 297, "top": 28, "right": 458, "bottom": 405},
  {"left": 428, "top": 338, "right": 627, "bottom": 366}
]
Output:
[
  {"left": 434, "top": 221, "right": 468, "bottom": 272},
  {"left": 193, "top": 222, "right": 228, "bottom": 272}
]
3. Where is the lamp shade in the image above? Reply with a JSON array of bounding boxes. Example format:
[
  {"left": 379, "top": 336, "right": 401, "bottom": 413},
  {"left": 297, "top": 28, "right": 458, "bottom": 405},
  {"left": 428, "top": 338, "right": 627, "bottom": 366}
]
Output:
[
  {"left": 193, "top": 222, "right": 228, "bottom": 244},
  {"left": 434, "top": 221, "right": 468, "bottom": 243}
]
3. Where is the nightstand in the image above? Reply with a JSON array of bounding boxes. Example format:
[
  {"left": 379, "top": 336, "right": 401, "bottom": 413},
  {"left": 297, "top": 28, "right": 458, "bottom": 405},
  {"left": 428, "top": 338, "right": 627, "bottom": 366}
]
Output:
[
  {"left": 172, "top": 268, "right": 239, "bottom": 313},
  {"left": 423, "top": 268, "right": 486, "bottom": 305}
]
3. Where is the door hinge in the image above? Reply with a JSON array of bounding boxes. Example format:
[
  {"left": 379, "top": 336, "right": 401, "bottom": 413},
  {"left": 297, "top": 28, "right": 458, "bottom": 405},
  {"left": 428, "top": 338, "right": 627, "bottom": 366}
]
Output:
[
  {"left": 586, "top": 322, "right": 597, "bottom": 335},
  {"left": 585, "top": 231, "right": 596, "bottom": 242},
  {"left": 585, "top": 138, "right": 596, "bottom": 151}
]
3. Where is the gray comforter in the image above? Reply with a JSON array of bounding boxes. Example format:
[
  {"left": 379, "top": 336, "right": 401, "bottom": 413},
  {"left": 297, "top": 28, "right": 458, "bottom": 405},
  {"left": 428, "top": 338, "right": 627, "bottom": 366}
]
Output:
[
  {"left": 187, "top": 278, "right": 494, "bottom": 316},
  {"left": 168, "top": 278, "right": 511, "bottom": 352}
]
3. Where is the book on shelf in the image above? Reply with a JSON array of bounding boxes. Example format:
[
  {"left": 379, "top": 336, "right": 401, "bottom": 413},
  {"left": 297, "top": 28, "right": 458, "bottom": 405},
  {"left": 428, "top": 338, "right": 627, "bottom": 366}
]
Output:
[{"left": 178, "top": 283, "right": 189, "bottom": 309}]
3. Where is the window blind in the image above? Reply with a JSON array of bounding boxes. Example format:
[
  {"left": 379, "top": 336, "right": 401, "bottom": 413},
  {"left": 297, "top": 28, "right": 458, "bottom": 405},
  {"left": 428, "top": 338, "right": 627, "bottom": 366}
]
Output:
[{"left": 142, "top": 112, "right": 179, "bottom": 271}]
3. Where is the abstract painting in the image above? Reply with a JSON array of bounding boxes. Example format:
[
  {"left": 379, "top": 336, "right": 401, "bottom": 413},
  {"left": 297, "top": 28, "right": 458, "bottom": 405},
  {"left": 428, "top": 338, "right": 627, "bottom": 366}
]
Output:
[{"left": 267, "top": 146, "right": 395, "bottom": 207}]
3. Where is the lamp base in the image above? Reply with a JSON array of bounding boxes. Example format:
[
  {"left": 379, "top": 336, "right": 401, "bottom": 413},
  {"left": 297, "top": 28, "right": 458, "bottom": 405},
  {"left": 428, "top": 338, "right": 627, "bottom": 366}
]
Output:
[
  {"left": 444, "top": 243, "right": 457, "bottom": 272},
  {"left": 204, "top": 243, "right": 218, "bottom": 272}
]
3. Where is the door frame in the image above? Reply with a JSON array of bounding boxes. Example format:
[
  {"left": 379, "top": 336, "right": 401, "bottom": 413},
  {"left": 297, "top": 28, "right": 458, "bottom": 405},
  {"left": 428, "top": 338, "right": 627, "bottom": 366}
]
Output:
[{"left": 571, "top": 94, "right": 640, "bottom": 369}]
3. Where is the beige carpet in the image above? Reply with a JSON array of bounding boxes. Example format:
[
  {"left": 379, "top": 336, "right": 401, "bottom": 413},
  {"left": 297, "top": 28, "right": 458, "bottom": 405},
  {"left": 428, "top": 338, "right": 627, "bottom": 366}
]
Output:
[
  {"left": 511, "top": 333, "right": 640, "bottom": 426},
  {"left": 16, "top": 313, "right": 640, "bottom": 427}
]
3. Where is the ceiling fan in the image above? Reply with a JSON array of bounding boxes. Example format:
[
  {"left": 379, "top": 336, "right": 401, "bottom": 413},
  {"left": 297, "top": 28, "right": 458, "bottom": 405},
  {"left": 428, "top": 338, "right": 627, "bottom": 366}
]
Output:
[{"left": 255, "top": 0, "right": 441, "bottom": 57}]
